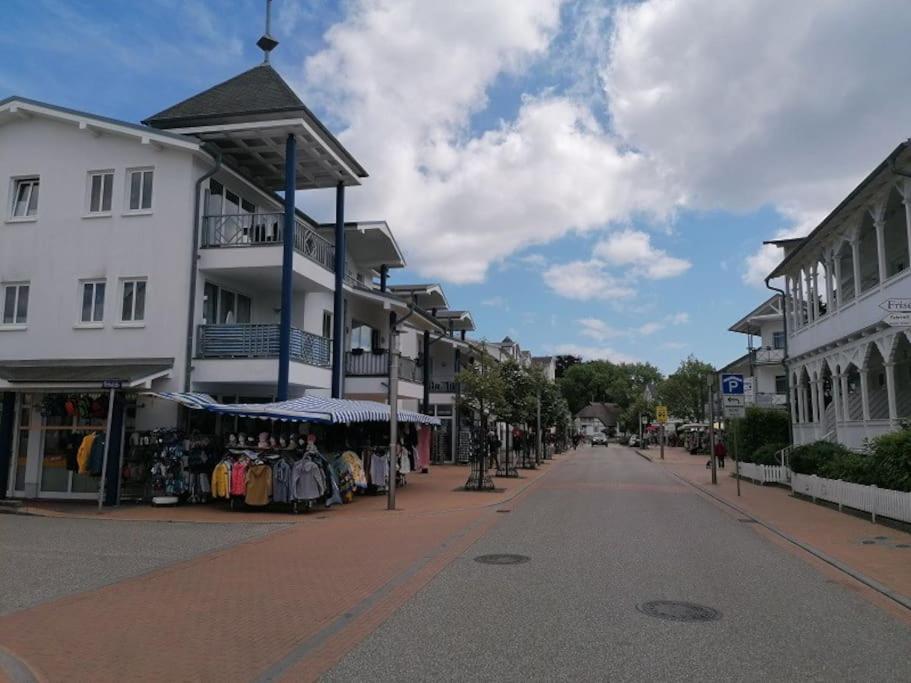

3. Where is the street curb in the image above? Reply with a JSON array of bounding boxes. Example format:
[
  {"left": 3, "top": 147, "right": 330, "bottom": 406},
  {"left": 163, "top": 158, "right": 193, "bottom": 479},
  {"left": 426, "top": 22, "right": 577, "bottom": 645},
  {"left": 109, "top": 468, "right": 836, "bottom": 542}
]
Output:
[{"left": 668, "top": 470, "right": 911, "bottom": 613}]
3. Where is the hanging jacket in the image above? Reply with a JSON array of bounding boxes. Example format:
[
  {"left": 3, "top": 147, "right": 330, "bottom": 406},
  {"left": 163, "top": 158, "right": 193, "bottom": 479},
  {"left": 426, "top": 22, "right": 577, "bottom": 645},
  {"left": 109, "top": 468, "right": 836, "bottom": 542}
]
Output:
[
  {"left": 272, "top": 459, "right": 292, "bottom": 503},
  {"left": 88, "top": 434, "right": 106, "bottom": 476},
  {"left": 211, "top": 461, "right": 231, "bottom": 498},
  {"left": 245, "top": 463, "right": 273, "bottom": 506},
  {"left": 291, "top": 458, "right": 325, "bottom": 501},
  {"left": 230, "top": 459, "right": 248, "bottom": 496},
  {"left": 76, "top": 433, "right": 97, "bottom": 475}
]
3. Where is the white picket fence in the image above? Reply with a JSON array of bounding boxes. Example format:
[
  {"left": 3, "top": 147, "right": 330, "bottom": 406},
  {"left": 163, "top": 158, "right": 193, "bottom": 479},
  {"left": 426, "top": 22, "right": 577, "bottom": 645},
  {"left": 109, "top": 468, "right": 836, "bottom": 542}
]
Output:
[
  {"left": 790, "top": 473, "right": 911, "bottom": 524},
  {"left": 734, "top": 461, "right": 789, "bottom": 485}
]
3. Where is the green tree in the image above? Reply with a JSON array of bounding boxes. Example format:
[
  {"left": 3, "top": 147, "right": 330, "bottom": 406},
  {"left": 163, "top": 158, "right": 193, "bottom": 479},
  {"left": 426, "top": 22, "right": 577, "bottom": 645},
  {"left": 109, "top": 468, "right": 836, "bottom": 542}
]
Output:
[
  {"left": 658, "top": 355, "right": 715, "bottom": 422},
  {"left": 555, "top": 354, "right": 581, "bottom": 379},
  {"left": 558, "top": 359, "right": 662, "bottom": 416}
]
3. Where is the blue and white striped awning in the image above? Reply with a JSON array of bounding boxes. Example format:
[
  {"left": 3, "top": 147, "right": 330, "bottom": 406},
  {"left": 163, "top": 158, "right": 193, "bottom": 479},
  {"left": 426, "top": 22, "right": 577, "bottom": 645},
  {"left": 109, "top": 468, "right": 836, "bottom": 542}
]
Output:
[{"left": 144, "top": 392, "right": 440, "bottom": 425}]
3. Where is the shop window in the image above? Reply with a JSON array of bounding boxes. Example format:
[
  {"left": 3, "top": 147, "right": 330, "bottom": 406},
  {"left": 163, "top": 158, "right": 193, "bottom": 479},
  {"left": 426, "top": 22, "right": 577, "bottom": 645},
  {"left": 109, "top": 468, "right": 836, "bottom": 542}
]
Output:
[
  {"left": 126, "top": 168, "right": 153, "bottom": 212},
  {"left": 10, "top": 176, "right": 39, "bottom": 218},
  {"left": 2, "top": 282, "right": 29, "bottom": 325},
  {"left": 87, "top": 171, "right": 114, "bottom": 214},
  {"left": 120, "top": 279, "right": 147, "bottom": 322},
  {"left": 80, "top": 280, "right": 106, "bottom": 323}
]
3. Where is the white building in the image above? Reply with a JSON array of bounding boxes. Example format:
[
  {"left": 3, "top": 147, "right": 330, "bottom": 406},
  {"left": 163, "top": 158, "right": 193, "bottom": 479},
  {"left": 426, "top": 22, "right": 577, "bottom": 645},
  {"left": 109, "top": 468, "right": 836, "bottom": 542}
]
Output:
[
  {"left": 573, "top": 403, "right": 620, "bottom": 438},
  {"left": 0, "top": 59, "right": 482, "bottom": 499},
  {"left": 721, "top": 296, "right": 788, "bottom": 409},
  {"left": 767, "top": 141, "right": 911, "bottom": 449}
]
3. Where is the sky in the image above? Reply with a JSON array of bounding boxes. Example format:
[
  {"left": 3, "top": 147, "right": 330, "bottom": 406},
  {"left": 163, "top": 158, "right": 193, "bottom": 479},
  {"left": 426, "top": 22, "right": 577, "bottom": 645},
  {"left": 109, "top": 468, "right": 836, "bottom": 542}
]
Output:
[{"left": 3, "top": 0, "right": 911, "bottom": 374}]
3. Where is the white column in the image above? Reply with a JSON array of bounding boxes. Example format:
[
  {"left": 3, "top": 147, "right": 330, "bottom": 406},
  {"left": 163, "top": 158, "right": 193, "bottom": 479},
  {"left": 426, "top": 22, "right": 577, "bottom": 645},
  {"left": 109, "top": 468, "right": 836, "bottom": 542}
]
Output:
[
  {"left": 810, "top": 265, "right": 820, "bottom": 321},
  {"left": 824, "top": 258, "right": 835, "bottom": 314},
  {"left": 832, "top": 255, "right": 842, "bottom": 311},
  {"left": 810, "top": 379, "right": 820, "bottom": 424},
  {"left": 840, "top": 373, "right": 851, "bottom": 421},
  {"left": 784, "top": 276, "right": 795, "bottom": 332},
  {"left": 885, "top": 361, "right": 898, "bottom": 424},
  {"left": 874, "top": 218, "right": 887, "bottom": 284},
  {"left": 797, "top": 383, "right": 805, "bottom": 423},
  {"left": 790, "top": 384, "right": 799, "bottom": 424},
  {"left": 903, "top": 184, "right": 911, "bottom": 272},
  {"left": 859, "top": 367, "right": 871, "bottom": 422},
  {"left": 832, "top": 372, "right": 843, "bottom": 423},
  {"left": 851, "top": 239, "right": 862, "bottom": 298}
]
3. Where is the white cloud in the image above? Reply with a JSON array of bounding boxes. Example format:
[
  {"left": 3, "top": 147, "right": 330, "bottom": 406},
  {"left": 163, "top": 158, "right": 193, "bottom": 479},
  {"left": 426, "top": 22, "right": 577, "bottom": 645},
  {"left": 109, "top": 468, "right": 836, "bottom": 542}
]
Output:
[
  {"left": 301, "top": 0, "right": 676, "bottom": 284},
  {"left": 482, "top": 295, "right": 509, "bottom": 308},
  {"left": 742, "top": 209, "right": 820, "bottom": 286},
  {"left": 593, "top": 229, "right": 691, "bottom": 280},
  {"left": 518, "top": 253, "right": 548, "bottom": 267},
  {"left": 551, "top": 343, "right": 639, "bottom": 364},
  {"left": 578, "top": 317, "right": 623, "bottom": 341},
  {"left": 667, "top": 312, "right": 689, "bottom": 325},
  {"left": 605, "top": 0, "right": 911, "bottom": 249},
  {"left": 578, "top": 310, "right": 689, "bottom": 341},
  {"left": 543, "top": 260, "right": 636, "bottom": 301},
  {"left": 638, "top": 322, "right": 663, "bottom": 336}
]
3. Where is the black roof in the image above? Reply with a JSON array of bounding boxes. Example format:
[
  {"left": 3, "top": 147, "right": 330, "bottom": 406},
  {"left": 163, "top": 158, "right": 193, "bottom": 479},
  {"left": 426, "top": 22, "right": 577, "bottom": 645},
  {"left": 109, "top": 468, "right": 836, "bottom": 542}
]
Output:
[{"left": 144, "top": 64, "right": 306, "bottom": 127}]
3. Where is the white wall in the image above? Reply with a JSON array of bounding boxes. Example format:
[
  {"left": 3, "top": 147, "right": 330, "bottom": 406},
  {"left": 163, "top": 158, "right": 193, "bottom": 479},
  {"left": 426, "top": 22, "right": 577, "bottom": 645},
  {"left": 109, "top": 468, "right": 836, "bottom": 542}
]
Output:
[{"left": 0, "top": 115, "right": 197, "bottom": 392}]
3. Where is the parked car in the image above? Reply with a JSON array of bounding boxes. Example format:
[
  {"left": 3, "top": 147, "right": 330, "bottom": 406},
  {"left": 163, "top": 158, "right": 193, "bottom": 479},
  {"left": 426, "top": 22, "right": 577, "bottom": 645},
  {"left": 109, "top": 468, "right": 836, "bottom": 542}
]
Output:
[{"left": 591, "top": 435, "right": 607, "bottom": 446}]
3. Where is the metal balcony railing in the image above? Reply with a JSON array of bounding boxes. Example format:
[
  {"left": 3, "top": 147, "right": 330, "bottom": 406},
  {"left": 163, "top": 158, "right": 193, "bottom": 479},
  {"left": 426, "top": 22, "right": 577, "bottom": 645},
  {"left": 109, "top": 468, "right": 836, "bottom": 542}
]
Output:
[
  {"left": 196, "top": 324, "right": 331, "bottom": 367},
  {"left": 752, "top": 392, "right": 788, "bottom": 408},
  {"left": 345, "top": 350, "right": 423, "bottom": 383},
  {"left": 201, "top": 213, "right": 335, "bottom": 273},
  {"left": 751, "top": 347, "right": 785, "bottom": 364},
  {"left": 431, "top": 379, "right": 457, "bottom": 393}
]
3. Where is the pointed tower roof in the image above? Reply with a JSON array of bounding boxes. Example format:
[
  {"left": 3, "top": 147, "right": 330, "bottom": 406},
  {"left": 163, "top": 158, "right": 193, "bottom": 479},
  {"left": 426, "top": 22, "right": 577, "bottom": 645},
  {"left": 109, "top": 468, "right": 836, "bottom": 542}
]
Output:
[{"left": 144, "top": 64, "right": 306, "bottom": 128}]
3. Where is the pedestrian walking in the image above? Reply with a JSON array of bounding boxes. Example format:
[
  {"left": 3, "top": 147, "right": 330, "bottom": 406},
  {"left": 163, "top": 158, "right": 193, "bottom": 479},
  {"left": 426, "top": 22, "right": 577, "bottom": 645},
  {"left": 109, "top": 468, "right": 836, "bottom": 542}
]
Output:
[
  {"left": 714, "top": 439, "right": 727, "bottom": 469},
  {"left": 487, "top": 430, "right": 501, "bottom": 470}
]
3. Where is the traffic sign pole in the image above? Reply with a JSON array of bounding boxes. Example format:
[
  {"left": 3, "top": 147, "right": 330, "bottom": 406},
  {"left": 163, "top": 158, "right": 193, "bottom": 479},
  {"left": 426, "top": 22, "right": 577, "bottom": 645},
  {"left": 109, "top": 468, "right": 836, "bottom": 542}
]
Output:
[
  {"left": 734, "top": 422, "right": 740, "bottom": 497},
  {"left": 660, "top": 424, "right": 665, "bottom": 460}
]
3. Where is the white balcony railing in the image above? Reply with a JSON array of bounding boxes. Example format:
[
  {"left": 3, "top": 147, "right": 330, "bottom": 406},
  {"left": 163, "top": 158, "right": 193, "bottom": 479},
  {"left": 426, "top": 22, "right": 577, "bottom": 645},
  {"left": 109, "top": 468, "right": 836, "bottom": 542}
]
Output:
[
  {"left": 196, "top": 324, "right": 331, "bottom": 367},
  {"left": 752, "top": 347, "right": 785, "bottom": 364},
  {"left": 201, "top": 213, "right": 335, "bottom": 272}
]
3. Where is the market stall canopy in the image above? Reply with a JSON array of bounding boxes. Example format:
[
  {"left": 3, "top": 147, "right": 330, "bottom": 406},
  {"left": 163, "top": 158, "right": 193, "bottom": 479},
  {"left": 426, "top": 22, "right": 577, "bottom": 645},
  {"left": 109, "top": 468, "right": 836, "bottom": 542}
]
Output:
[{"left": 145, "top": 392, "right": 440, "bottom": 426}]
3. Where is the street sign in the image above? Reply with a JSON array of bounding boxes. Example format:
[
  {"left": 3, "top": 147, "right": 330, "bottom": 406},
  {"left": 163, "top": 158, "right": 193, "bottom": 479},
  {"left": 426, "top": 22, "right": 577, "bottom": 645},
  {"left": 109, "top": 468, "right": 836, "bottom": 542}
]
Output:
[
  {"left": 656, "top": 405, "right": 668, "bottom": 424},
  {"left": 102, "top": 379, "right": 123, "bottom": 390},
  {"left": 879, "top": 298, "right": 911, "bottom": 313},
  {"left": 743, "top": 377, "right": 754, "bottom": 395},
  {"left": 883, "top": 311, "right": 911, "bottom": 327},
  {"left": 723, "top": 405, "right": 746, "bottom": 419},
  {"left": 720, "top": 373, "right": 744, "bottom": 395},
  {"left": 722, "top": 395, "right": 745, "bottom": 408}
]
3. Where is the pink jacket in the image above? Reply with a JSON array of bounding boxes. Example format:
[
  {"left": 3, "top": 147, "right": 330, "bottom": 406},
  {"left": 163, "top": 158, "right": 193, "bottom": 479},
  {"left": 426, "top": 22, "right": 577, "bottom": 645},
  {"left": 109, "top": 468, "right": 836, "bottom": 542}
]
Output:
[{"left": 230, "top": 459, "right": 248, "bottom": 496}]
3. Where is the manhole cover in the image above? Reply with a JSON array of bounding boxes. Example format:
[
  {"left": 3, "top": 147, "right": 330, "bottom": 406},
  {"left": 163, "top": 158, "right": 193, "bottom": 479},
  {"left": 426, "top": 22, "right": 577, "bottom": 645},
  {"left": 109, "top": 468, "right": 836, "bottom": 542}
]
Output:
[
  {"left": 474, "top": 554, "right": 530, "bottom": 565},
  {"left": 636, "top": 601, "right": 720, "bottom": 622}
]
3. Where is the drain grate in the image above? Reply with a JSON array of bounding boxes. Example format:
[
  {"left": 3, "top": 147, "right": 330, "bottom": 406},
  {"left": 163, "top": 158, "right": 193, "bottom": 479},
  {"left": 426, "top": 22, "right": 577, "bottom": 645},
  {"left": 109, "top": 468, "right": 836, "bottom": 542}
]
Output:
[
  {"left": 474, "top": 553, "right": 530, "bottom": 565},
  {"left": 637, "top": 601, "right": 721, "bottom": 623},
  {"left": 496, "top": 509, "right": 511, "bottom": 513}
]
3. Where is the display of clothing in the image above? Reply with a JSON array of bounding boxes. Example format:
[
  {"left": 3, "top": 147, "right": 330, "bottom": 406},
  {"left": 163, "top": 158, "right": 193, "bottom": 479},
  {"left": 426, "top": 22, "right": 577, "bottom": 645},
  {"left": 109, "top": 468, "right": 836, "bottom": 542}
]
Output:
[
  {"left": 341, "top": 451, "right": 368, "bottom": 489},
  {"left": 230, "top": 458, "right": 248, "bottom": 496},
  {"left": 369, "top": 450, "right": 389, "bottom": 488},
  {"left": 291, "top": 457, "right": 325, "bottom": 501},
  {"left": 245, "top": 463, "right": 273, "bottom": 506},
  {"left": 76, "top": 433, "right": 97, "bottom": 475},
  {"left": 88, "top": 434, "right": 106, "bottom": 476},
  {"left": 211, "top": 461, "right": 231, "bottom": 498},
  {"left": 271, "top": 458, "right": 293, "bottom": 503}
]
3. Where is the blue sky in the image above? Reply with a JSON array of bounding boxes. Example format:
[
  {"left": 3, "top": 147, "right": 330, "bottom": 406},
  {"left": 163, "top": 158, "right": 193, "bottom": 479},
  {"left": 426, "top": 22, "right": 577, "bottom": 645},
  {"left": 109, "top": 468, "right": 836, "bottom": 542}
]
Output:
[{"left": 3, "top": 0, "right": 908, "bottom": 375}]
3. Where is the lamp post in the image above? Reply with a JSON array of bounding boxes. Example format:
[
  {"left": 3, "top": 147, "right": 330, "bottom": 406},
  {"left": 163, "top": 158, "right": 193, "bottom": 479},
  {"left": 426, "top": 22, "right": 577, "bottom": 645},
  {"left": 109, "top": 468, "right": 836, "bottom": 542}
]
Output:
[{"left": 707, "top": 373, "right": 717, "bottom": 485}]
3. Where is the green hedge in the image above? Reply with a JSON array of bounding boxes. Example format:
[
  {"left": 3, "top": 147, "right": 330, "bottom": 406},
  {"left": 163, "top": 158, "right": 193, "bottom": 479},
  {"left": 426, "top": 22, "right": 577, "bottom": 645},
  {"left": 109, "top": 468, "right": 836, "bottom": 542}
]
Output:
[
  {"left": 788, "top": 429, "right": 911, "bottom": 492},
  {"left": 747, "top": 442, "right": 787, "bottom": 465},
  {"left": 729, "top": 407, "right": 790, "bottom": 462}
]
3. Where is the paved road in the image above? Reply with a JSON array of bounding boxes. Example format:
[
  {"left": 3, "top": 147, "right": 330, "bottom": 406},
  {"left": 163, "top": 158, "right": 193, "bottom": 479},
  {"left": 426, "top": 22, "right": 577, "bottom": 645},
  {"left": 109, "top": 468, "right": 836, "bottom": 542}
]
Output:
[
  {"left": 0, "top": 515, "right": 283, "bottom": 615},
  {"left": 327, "top": 446, "right": 911, "bottom": 682}
]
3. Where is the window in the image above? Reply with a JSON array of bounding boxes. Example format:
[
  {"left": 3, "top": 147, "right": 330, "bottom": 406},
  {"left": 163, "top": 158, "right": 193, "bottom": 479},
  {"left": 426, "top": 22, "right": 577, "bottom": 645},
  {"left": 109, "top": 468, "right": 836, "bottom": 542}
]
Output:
[
  {"left": 202, "top": 282, "right": 250, "bottom": 324},
  {"left": 772, "top": 331, "right": 785, "bottom": 350},
  {"left": 775, "top": 375, "right": 788, "bottom": 395},
  {"left": 127, "top": 169, "right": 153, "bottom": 211},
  {"left": 80, "top": 280, "right": 106, "bottom": 323},
  {"left": 120, "top": 279, "right": 146, "bottom": 322},
  {"left": 88, "top": 171, "right": 114, "bottom": 213},
  {"left": 322, "top": 311, "right": 333, "bottom": 339},
  {"left": 11, "top": 177, "right": 39, "bottom": 218},
  {"left": 2, "top": 283, "right": 29, "bottom": 325}
]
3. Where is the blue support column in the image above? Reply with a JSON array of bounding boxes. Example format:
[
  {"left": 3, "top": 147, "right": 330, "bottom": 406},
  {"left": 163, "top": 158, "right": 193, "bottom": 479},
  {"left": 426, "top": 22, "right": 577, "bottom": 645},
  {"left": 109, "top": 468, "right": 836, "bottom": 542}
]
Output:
[
  {"left": 0, "top": 392, "right": 14, "bottom": 496},
  {"left": 277, "top": 133, "right": 296, "bottom": 401},
  {"left": 331, "top": 181, "right": 346, "bottom": 398}
]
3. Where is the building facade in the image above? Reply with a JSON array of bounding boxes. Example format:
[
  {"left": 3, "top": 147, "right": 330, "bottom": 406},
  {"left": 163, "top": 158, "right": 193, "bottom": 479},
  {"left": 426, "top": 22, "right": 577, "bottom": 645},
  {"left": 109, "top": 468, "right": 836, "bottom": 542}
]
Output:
[
  {"left": 722, "top": 296, "right": 788, "bottom": 410},
  {"left": 768, "top": 141, "right": 911, "bottom": 449}
]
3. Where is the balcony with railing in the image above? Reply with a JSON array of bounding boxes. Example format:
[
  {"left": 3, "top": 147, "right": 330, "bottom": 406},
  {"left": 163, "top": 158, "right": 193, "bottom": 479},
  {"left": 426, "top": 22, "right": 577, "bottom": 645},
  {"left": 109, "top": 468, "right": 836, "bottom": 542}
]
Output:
[
  {"left": 345, "top": 350, "right": 424, "bottom": 383},
  {"left": 196, "top": 324, "right": 331, "bottom": 367},
  {"left": 431, "top": 378, "right": 457, "bottom": 393},
  {"left": 751, "top": 392, "right": 788, "bottom": 408},
  {"left": 201, "top": 213, "right": 335, "bottom": 273},
  {"left": 751, "top": 347, "right": 785, "bottom": 364}
]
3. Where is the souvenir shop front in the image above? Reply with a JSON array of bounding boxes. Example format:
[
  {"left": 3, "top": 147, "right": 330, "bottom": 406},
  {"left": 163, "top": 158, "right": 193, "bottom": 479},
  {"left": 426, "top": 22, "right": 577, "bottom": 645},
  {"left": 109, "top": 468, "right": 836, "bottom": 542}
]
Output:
[
  {"left": 123, "top": 393, "right": 439, "bottom": 512},
  {"left": 0, "top": 360, "right": 173, "bottom": 501}
]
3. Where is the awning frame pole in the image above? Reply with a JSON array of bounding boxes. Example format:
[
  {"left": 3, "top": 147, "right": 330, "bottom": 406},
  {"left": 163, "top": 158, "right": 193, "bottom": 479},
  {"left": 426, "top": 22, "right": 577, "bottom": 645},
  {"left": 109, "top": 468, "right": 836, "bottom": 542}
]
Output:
[{"left": 97, "top": 388, "right": 116, "bottom": 511}]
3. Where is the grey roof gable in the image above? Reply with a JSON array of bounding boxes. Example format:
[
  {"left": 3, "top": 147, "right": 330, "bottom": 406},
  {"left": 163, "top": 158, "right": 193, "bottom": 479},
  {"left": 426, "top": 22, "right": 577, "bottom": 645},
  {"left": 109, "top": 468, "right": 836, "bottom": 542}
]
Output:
[{"left": 143, "top": 64, "right": 305, "bottom": 126}]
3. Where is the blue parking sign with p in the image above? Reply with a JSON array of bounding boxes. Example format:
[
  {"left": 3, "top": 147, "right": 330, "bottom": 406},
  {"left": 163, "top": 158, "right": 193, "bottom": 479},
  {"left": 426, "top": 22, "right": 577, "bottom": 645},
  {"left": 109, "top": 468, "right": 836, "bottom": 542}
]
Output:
[{"left": 721, "top": 373, "right": 744, "bottom": 395}]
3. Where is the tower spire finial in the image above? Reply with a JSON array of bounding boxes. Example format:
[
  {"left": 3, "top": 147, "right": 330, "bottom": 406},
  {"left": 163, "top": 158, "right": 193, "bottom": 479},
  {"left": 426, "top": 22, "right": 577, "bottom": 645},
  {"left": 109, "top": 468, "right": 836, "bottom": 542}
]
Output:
[{"left": 257, "top": 0, "right": 279, "bottom": 64}]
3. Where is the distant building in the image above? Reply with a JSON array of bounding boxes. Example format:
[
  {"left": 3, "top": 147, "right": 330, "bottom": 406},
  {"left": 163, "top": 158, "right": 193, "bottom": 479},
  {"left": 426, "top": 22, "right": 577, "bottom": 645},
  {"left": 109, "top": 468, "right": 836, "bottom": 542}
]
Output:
[
  {"left": 532, "top": 356, "right": 556, "bottom": 381},
  {"left": 721, "top": 296, "right": 788, "bottom": 410},
  {"left": 574, "top": 402, "right": 620, "bottom": 437}
]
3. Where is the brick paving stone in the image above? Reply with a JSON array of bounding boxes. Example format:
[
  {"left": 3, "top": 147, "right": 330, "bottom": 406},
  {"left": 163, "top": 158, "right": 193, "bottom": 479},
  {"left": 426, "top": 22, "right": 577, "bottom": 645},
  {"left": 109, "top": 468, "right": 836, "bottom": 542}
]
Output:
[
  {"left": 0, "top": 457, "right": 565, "bottom": 682},
  {"left": 658, "top": 446, "right": 911, "bottom": 602}
]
